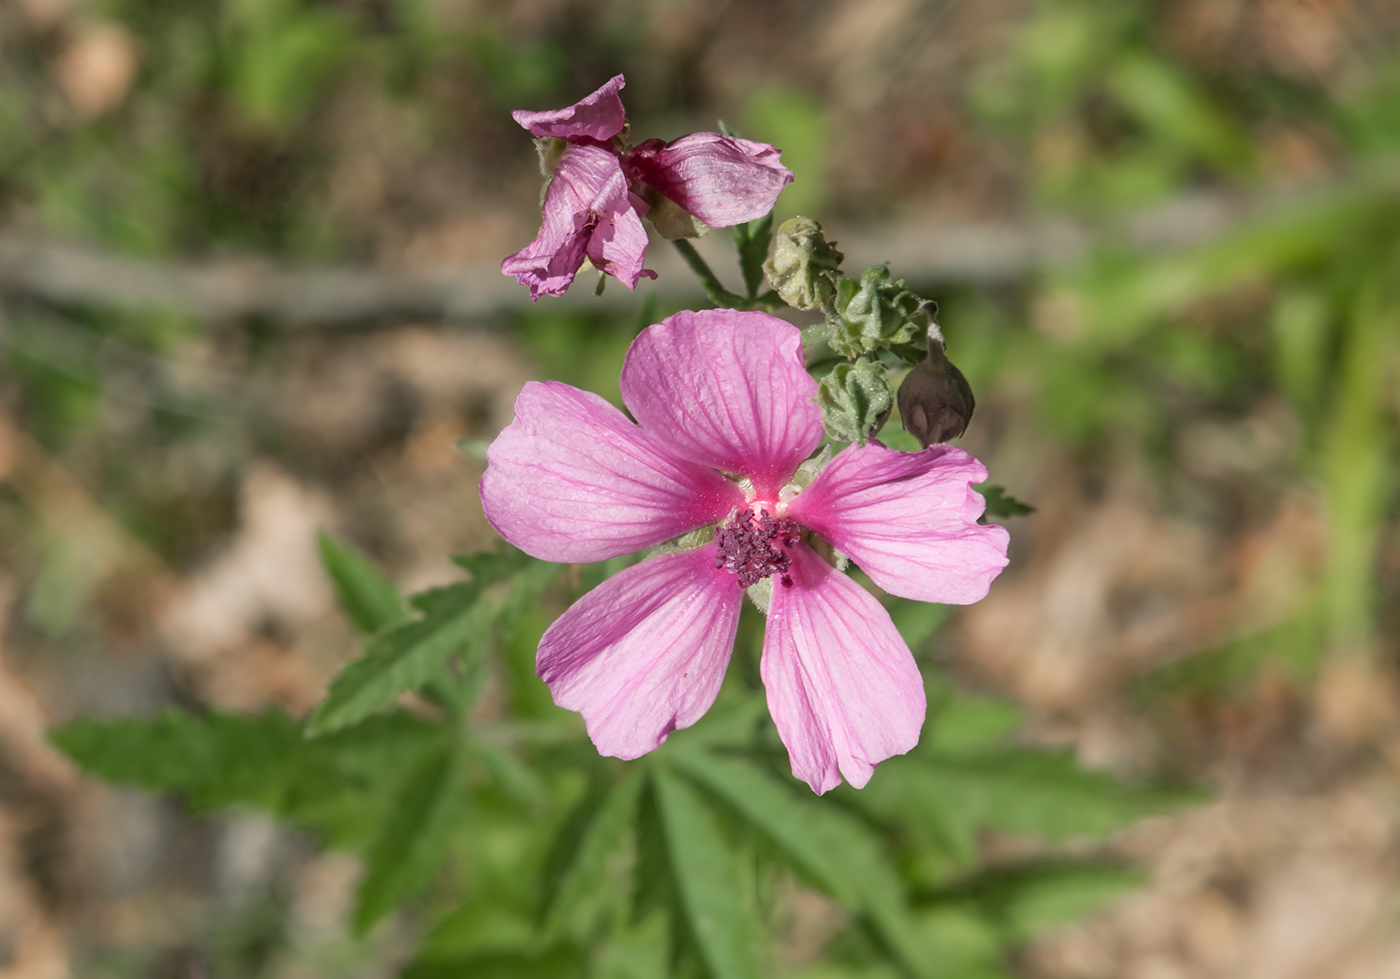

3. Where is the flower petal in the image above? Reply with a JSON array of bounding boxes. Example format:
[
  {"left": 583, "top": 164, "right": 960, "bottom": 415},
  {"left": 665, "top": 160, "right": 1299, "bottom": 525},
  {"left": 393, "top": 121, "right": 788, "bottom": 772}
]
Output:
[
  {"left": 481, "top": 381, "right": 745, "bottom": 562},
  {"left": 620, "top": 310, "right": 823, "bottom": 499},
  {"left": 624, "top": 133, "right": 794, "bottom": 227},
  {"left": 512, "top": 74, "right": 627, "bottom": 141},
  {"left": 538, "top": 546, "right": 742, "bottom": 758},
  {"left": 501, "top": 144, "right": 646, "bottom": 300},
  {"left": 762, "top": 543, "right": 926, "bottom": 793},
  {"left": 786, "top": 441, "right": 1010, "bottom": 605},
  {"left": 585, "top": 190, "right": 655, "bottom": 291}
]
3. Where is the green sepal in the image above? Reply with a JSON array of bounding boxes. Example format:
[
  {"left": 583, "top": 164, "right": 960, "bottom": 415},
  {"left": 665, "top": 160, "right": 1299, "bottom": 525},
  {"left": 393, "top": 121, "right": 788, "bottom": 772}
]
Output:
[
  {"left": 827, "top": 263, "right": 930, "bottom": 359},
  {"left": 817, "top": 358, "right": 893, "bottom": 446}
]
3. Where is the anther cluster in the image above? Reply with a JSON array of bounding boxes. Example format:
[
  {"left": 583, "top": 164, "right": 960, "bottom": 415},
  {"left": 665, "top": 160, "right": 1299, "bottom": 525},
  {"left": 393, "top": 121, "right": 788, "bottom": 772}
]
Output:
[{"left": 714, "top": 507, "right": 802, "bottom": 589}]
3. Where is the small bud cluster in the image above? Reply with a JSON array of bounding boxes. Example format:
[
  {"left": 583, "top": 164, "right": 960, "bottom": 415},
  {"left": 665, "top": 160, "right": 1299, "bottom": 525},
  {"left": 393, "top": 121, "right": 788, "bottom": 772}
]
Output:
[
  {"left": 714, "top": 507, "right": 802, "bottom": 589},
  {"left": 764, "top": 217, "right": 976, "bottom": 449}
]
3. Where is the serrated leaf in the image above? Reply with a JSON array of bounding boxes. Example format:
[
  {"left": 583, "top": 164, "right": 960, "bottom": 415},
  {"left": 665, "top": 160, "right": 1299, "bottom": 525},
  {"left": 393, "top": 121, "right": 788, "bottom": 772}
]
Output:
[
  {"left": 451, "top": 543, "right": 534, "bottom": 587},
  {"left": 924, "top": 861, "right": 1144, "bottom": 944},
  {"left": 540, "top": 769, "right": 645, "bottom": 938},
  {"left": 974, "top": 484, "right": 1034, "bottom": 519},
  {"left": 653, "top": 769, "right": 763, "bottom": 979},
  {"left": 308, "top": 590, "right": 496, "bottom": 736},
  {"left": 354, "top": 742, "right": 468, "bottom": 933},
  {"left": 735, "top": 211, "right": 774, "bottom": 299},
  {"left": 50, "top": 708, "right": 440, "bottom": 847},
  {"left": 865, "top": 749, "right": 1191, "bottom": 853},
  {"left": 671, "top": 751, "right": 935, "bottom": 979},
  {"left": 318, "top": 532, "right": 409, "bottom": 637}
]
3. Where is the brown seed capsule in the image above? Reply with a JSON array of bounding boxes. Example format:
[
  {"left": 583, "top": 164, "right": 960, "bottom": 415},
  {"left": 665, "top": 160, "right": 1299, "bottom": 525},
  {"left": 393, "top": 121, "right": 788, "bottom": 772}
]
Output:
[{"left": 897, "top": 342, "right": 975, "bottom": 447}]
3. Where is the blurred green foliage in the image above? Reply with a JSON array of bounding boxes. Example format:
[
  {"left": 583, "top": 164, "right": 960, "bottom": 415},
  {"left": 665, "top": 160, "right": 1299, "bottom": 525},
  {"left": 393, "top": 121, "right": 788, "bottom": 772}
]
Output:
[{"left": 55, "top": 538, "right": 1194, "bottom": 978}]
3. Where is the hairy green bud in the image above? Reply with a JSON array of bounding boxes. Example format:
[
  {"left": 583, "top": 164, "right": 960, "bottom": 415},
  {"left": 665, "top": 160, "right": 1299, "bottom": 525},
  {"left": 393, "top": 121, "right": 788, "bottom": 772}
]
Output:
[
  {"left": 763, "top": 216, "right": 844, "bottom": 311},
  {"left": 818, "top": 359, "right": 892, "bottom": 446},
  {"left": 827, "top": 264, "right": 929, "bottom": 361}
]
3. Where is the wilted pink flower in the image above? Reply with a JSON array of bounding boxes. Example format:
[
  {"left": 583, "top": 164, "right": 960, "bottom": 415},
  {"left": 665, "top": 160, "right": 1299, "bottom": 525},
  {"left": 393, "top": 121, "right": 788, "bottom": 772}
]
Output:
[
  {"left": 479, "top": 310, "right": 1009, "bottom": 792},
  {"left": 502, "top": 75, "right": 794, "bottom": 301}
]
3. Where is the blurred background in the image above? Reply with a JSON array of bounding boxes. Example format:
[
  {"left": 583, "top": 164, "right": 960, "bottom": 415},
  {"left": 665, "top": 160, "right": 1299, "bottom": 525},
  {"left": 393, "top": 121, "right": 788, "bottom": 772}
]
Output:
[{"left": 0, "top": 0, "right": 1399, "bottom": 976}]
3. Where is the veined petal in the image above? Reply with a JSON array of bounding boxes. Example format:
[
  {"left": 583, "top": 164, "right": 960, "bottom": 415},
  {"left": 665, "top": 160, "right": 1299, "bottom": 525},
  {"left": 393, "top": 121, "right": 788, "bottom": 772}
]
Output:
[
  {"left": 585, "top": 191, "right": 654, "bottom": 291},
  {"left": 481, "top": 381, "right": 744, "bottom": 562},
  {"left": 512, "top": 74, "right": 627, "bottom": 141},
  {"left": 786, "top": 441, "right": 1010, "bottom": 605},
  {"left": 624, "top": 133, "right": 794, "bottom": 227},
  {"left": 762, "top": 543, "right": 926, "bottom": 794},
  {"left": 621, "top": 310, "right": 823, "bottom": 499},
  {"left": 501, "top": 144, "right": 641, "bottom": 300},
  {"left": 538, "top": 546, "right": 742, "bottom": 758}
]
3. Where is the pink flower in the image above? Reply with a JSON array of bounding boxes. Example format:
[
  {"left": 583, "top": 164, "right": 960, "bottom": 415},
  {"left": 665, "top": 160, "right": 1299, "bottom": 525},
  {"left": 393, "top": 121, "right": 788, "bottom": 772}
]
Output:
[
  {"left": 479, "top": 310, "right": 1009, "bottom": 793},
  {"left": 502, "top": 75, "right": 794, "bottom": 301}
]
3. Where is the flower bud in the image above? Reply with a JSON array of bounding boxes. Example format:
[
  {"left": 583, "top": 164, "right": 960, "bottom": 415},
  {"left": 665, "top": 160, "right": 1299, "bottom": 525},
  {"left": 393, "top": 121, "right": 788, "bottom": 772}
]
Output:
[
  {"left": 763, "top": 216, "right": 844, "bottom": 311},
  {"left": 818, "top": 358, "right": 892, "bottom": 446},
  {"left": 827, "top": 263, "right": 928, "bottom": 359},
  {"left": 896, "top": 342, "right": 975, "bottom": 446}
]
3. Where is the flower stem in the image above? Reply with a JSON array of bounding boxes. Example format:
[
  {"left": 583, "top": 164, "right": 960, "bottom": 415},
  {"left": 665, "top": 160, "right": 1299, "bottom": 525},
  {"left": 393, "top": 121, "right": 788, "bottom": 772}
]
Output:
[{"left": 672, "top": 239, "right": 747, "bottom": 308}]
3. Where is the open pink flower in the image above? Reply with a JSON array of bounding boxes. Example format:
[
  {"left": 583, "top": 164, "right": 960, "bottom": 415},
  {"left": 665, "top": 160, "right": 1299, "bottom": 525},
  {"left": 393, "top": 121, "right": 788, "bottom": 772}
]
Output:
[
  {"left": 502, "top": 75, "right": 794, "bottom": 301},
  {"left": 479, "top": 310, "right": 1009, "bottom": 793}
]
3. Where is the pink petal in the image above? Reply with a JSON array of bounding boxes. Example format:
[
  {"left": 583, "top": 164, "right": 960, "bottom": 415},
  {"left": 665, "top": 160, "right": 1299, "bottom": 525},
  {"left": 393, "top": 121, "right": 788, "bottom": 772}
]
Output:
[
  {"left": 786, "top": 441, "right": 1010, "bottom": 605},
  {"left": 511, "top": 74, "right": 627, "bottom": 141},
  {"left": 620, "top": 310, "right": 823, "bottom": 500},
  {"left": 538, "top": 546, "right": 742, "bottom": 758},
  {"left": 624, "top": 133, "right": 793, "bottom": 227},
  {"left": 481, "top": 381, "right": 745, "bottom": 563},
  {"left": 585, "top": 190, "right": 654, "bottom": 291},
  {"left": 501, "top": 144, "right": 648, "bottom": 300},
  {"left": 762, "top": 543, "right": 926, "bottom": 793}
]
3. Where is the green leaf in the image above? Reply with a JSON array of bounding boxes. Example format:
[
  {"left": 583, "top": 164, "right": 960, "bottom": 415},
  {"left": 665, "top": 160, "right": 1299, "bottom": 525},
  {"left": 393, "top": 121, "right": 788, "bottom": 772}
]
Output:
[
  {"left": 307, "top": 584, "right": 494, "bottom": 736},
  {"left": 403, "top": 944, "right": 586, "bottom": 979},
  {"left": 867, "top": 749, "right": 1191, "bottom": 850},
  {"left": 539, "top": 769, "right": 645, "bottom": 937},
  {"left": 354, "top": 741, "right": 468, "bottom": 933},
  {"left": 734, "top": 212, "right": 775, "bottom": 300},
  {"left": 50, "top": 707, "right": 440, "bottom": 847},
  {"left": 974, "top": 484, "right": 1034, "bottom": 519},
  {"left": 672, "top": 751, "right": 935, "bottom": 979},
  {"left": 653, "top": 769, "right": 763, "bottom": 979},
  {"left": 318, "top": 532, "right": 408, "bottom": 637},
  {"left": 309, "top": 557, "right": 559, "bottom": 735},
  {"left": 924, "top": 861, "right": 1144, "bottom": 944},
  {"left": 925, "top": 693, "right": 1023, "bottom": 756},
  {"left": 451, "top": 543, "right": 534, "bottom": 588}
]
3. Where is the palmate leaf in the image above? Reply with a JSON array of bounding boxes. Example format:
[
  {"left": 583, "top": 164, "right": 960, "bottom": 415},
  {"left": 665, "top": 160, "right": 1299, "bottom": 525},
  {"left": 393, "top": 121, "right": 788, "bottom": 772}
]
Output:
[
  {"left": 318, "top": 532, "right": 408, "bottom": 637},
  {"left": 671, "top": 750, "right": 936, "bottom": 979},
  {"left": 974, "top": 484, "right": 1035, "bottom": 519},
  {"left": 539, "top": 769, "right": 645, "bottom": 939},
  {"left": 308, "top": 588, "right": 497, "bottom": 735},
  {"left": 859, "top": 746, "right": 1192, "bottom": 869},
  {"left": 49, "top": 707, "right": 440, "bottom": 847},
  {"left": 922, "top": 861, "right": 1146, "bottom": 945},
  {"left": 653, "top": 769, "right": 764, "bottom": 979},
  {"left": 354, "top": 741, "right": 469, "bottom": 934},
  {"left": 308, "top": 549, "right": 558, "bottom": 736}
]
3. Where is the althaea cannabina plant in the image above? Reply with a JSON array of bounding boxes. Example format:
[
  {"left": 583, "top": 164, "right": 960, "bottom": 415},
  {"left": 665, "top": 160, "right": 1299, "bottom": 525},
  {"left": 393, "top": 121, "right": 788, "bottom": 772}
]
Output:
[
  {"left": 502, "top": 74, "right": 793, "bottom": 300},
  {"left": 480, "top": 311, "right": 1009, "bottom": 793}
]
